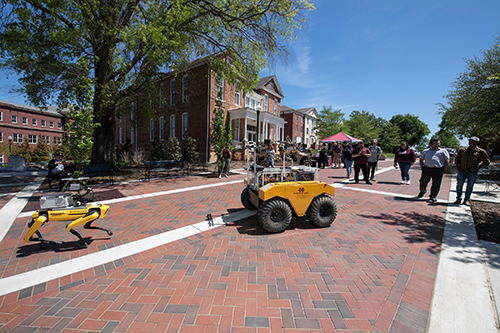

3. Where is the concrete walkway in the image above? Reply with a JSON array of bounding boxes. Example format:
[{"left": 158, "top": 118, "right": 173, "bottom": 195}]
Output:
[{"left": 0, "top": 161, "right": 498, "bottom": 332}]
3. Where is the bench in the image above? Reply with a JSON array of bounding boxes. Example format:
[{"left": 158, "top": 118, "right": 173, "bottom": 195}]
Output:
[
  {"left": 144, "top": 160, "right": 188, "bottom": 180},
  {"left": 83, "top": 164, "right": 113, "bottom": 183}
]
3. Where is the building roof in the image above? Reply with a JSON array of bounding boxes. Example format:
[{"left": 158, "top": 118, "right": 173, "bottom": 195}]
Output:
[
  {"left": 257, "top": 75, "right": 285, "bottom": 99},
  {"left": 280, "top": 105, "right": 318, "bottom": 119},
  {"left": 0, "top": 100, "right": 67, "bottom": 116}
]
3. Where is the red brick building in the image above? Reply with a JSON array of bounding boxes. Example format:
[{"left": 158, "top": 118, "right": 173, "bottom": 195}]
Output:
[
  {"left": 0, "top": 100, "right": 68, "bottom": 164},
  {"left": 116, "top": 57, "right": 287, "bottom": 162},
  {"left": 280, "top": 105, "right": 319, "bottom": 148}
]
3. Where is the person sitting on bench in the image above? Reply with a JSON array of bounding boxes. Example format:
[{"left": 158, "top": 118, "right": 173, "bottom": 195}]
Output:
[{"left": 48, "top": 154, "right": 69, "bottom": 190}]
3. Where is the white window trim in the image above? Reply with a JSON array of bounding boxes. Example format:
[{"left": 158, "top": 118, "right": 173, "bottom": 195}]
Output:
[
  {"left": 32, "top": 118, "right": 37, "bottom": 126},
  {"left": 264, "top": 94, "right": 268, "bottom": 112},
  {"left": 50, "top": 121, "right": 54, "bottom": 128},
  {"left": 235, "top": 87, "right": 240, "bottom": 106},
  {"left": 0, "top": 111, "right": 3, "bottom": 122},
  {"left": 41, "top": 120, "right": 46, "bottom": 127},
  {"left": 12, "top": 115, "right": 17, "bottom": 124},
  {"left": 216, "top": 74, "right": 224, "bottom": 100},
  {"left": 22, "top": 117, "right": 28, "bottom": 125}
]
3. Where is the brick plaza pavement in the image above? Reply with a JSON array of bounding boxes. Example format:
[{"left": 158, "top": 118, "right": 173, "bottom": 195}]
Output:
[{"left": 0, "top": 160, "right": 452, "bottom": 332}]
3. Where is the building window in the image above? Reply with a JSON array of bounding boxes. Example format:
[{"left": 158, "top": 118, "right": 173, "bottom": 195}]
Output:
[
  {"left": 32, "top": 118, "right": 37, "bottom": 126},
  {"left": 0, "top": 154, "right": 3, "bottom": 164},
  {"left": 274, "top": 98, "right": 278, "bottom": 115},
  {"left": 58, "top": 122, "right": 62, "bottom": 129},
  {"left": 119, "top": 127, "right": 122, "bottom": 145},
  {"left": 49, "top": 121, "right": 54, "bottom": 128},
  {"left": 41, "top": 120, "right": 46, "bottom": 127},
  {"left": 28, "top": 134, "right": 37, "bottom": 144},
  {"left": 13, "top": 133, "right": 23, "bottom": 143},
  {"left": 149, "top": 118, "right": 154, "bottom": 142},
  {"left": 12, "top": 115, "right": 17, "bottom": 124},
  {"left": 130, "top": 102, "right": 135, "bottom": 144},
  {"left": 0, "top": 111, "right": 3, "bottom": 121},
  {"left": 182, "top": 112, "right": 188, "bottom": 138},
  {"left": 216, "top": 74, "right": 224, "bottom": 100},
  {"left": 182, "top": 75, "right": 188, "bottom": 103},
  {"left": 264, "top": 95, "right": 268, "bottom": 112},
  {"left": 295, "top": 125, "right": 298, "bottom": 132},
  {"left": 235, "top": 87, "right": 240, "bottom": 106},
  {"left": 295, "top": 114, "right": 298, "bottom": 121},
  {"left": 234, "top": 120, "right": 240, "bottom": 140},
  {"left": 170, "top": 115, "right": 175, "bottom": 138},
  {"left": 54, "top": 136, "right": 62, "bottom": 145},
  {"left": 159, "top": 117, "right": 164, "bottom": 141},
  {"left": 160, "top": 83, "right": 165, "bottom": 108},
  {"left": 43, "top": 135, "right": 50, "bottom": 144},
  {"left": 170, "top": 79, "right": 176, "bottom": 105},
  {"left": 22, "top": 117, "right": 28, "bottom": 125},
  {"left": 0, "top": 131, "right": 3, "bottom": 142}
]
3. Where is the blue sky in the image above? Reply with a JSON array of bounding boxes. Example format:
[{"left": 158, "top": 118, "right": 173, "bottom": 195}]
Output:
[
  {"left": 261, "top": 0, "right": 500, "bottom": 146},
  {"left": 1, "top": 0, "right": 498, "bottom": 146}
]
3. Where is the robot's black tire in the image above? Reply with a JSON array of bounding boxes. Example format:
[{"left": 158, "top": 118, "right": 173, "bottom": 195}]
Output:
[
  {"left": 241, "top": 188, "right": 257, "bottom": 211},
  {"left": 301, "top": 159, "right": 311, "bottom": 166},
  {"left": 258, "top": 198, "right": 292, "bottom": 233},
  {"left": 306, "top": 195, "right": 337, "bottom": 228}
]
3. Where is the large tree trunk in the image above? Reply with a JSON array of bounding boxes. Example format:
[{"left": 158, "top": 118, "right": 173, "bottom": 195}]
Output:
[{"left": 91, "top": 107, "right": 116, "bottom": 165}]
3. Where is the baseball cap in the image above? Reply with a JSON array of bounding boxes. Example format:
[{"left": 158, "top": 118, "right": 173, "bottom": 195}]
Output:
[{"left": 469, "top": 137, "right": 480, "bottom": 142}]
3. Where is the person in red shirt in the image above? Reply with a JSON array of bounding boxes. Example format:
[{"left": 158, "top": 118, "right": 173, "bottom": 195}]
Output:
[
  {"left": 352, "top": 141, "right": 372, "bottom": 185},
  {"left": 219, "top": 143, "right": 232, "bottom": 178}
]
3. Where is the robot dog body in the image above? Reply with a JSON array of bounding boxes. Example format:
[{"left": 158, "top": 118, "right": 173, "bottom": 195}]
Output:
[{"left": 25, "top": 203, "right": 112, "bottom": 248}]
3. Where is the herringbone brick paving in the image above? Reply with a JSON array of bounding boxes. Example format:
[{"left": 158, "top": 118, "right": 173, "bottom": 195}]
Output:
[{"left": 0, "top": 162, "right": 451, "bottom": 332}]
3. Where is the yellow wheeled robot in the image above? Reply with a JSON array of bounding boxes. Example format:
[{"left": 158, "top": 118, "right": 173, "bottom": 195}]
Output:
[{"left": 24, "top": 193, "right": 112, "bottom": 248}]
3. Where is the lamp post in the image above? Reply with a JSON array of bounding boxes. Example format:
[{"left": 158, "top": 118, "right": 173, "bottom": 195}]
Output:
[
  {"left": 253, "top": 105, "right": 261, "bottom": 187},
  {"left": 8, "top": 135, "right": 12, "bottom": 153}
]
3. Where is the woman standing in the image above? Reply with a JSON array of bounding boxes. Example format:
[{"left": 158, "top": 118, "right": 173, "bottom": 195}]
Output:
[
  {"left": 266, "top": 144, "right": 275, "bottom": 167},
  {"left": 394, "top": 141, "right": 416, "bottom": 184},
  {"left": 219, "top": 143, "right": 232, "bottom": 178}
]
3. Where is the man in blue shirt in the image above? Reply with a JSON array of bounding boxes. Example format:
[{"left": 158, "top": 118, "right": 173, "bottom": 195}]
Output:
[{"left": 418, "top": 138, "right": 450, "bottom": 202}]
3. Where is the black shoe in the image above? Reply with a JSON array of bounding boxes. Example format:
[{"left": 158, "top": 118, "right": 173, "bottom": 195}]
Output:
[
  {"left": 453, "top": 199, "right": 462, "bottom": 204},
  {"left": 370, "top": 178, "right": 375, "bottom": 181},
  {"left": 417, "top": 192, "right": 424, "bottom": 198},
  {"left": 354, "top": 181, "right": 359, "bottom": 184},
  {"left": 429, "top": 197, "right": 437, "bottom": 202},
  {"left": 366, "top": 181, "right": 373, "bottom": 185}
]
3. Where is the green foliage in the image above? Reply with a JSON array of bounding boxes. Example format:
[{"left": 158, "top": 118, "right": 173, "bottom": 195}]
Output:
[
  {"left": 31, "top": 135, "right": 51, "bottom": 162},
  {"left": 0, "top": 0, "right": 314, "bottom": 165},
  {"left": 438, "top": 37, "right": 500, "bottom": 143},
  {"left": 182, "top": 135, "right": 199, "bottom": 163},
  {"left": 165, "top": 137, "right": 181, "bottom": 160},
  {"left": 63, "top": 58, "right": 99, "bottom": 171},
  {"left": 344, "top": 110, "right": 383, "bottom": 143},
  {"left": 51, "top": 144, "right": 70, "bottom": 159},
  {"left": 150, "top": 136, "right": 168, "bottom": 161},
  {"left": 315, "top": 106, "right": 345, "bottom": 139},
  {"left": 389, "top": 114, "right": 430, "bottom": 147},
  {"left": 434, "top": 127, "right": 461, "bottom": 150},
  {"left": 210, "top": 98, "right": 230, "bottom": 171},
  {"left": 11, "top": 139, "right": 33, "bottom": 162},
  {"left": 378, "top": 123, "right": 402, "bottom": 154},
  {"left": 116, "top": 140, "right": 133, "bottom": 163}
]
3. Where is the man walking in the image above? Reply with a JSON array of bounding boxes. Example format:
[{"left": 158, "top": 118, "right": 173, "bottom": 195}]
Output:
[
  {"left": 352, "top": 141, "right": 372, "bottom": 185},
  {"left": 367, "top": 139, "right": 382, "bottom": 181},
  {"left": 454, "top": 137, "right": 490, "bottom": 206},
  {"left": 418, "top": 138, "right": 450, "bottom": 202}
]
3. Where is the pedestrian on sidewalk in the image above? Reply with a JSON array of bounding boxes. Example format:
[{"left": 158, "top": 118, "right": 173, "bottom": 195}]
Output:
[
  {"left": 418, "top": 138, "right": 450, "bottom": 202},
  {"left": 342, "top": 143, "right": 354, "bottom": 178},
  {"left": 454, "top": 137, "right": 490, "bottom": 206},
  {"left": 219, "top": 143, "right": 232, "bottom": 178},
  {"left": 332, "top": 141, "right": 343, "bottom": 168},
  {"left": 368, "top": 139, "right": 382, "bottom": 181},
  {"left": 352, "top": 141, "right": 372, "bottom": 184},
  {"left": 394, "top": 141, "right": 416, "bottom": 185}
]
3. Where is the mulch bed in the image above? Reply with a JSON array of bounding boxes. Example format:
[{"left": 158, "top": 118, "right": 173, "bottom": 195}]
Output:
[{"left": 471, "top": 201, "right": 500, "bottom": 244}]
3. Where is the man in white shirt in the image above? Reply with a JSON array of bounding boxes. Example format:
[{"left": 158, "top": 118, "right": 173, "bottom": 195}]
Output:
[{"left": 418, "top": 138, "right": 450, "bottom": 202}]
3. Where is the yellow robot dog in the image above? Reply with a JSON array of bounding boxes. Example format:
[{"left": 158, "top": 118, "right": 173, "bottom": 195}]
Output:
[{"left": 24, "top": 193, "right": 112, "bottom": 248}]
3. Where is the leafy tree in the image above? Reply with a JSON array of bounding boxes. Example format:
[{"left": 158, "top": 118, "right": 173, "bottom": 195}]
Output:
[
  {"left": 165, "top": 137, "right": 181, "bottom": 160},
  {"left": 210, "top": 97, "right": 230, "bottom": 172},
  {"left": 0, "top": 0, "right": 314, "bottom": 165},
  {"left": 150, "top": 136, "right": 168, "bottom": 161},
  {"left": 63, "top": 58, "right": 99, "bottom": 171},
  {"left": 389, "top": 114, "right": 430, "bottom": 147},
  {"left": 182, "top": 135, "right": 200, "bottom": 163},
  {"left": 12, "top": 139, "right": 33, "bottom": 162},
  {"left": 31, "top": 135, "right": 51, "bottom": 162},
  {"left": 379, "top": 122, "right": 402, "bottom": 154},
  {"left": 344, "top": 110, "right": 382, "bottom": 143},
  {"left": 438, "top": 37, "right": 500, "bottom": 142},
  {"left": 315, "top": 106, "right": 345, "bottom": 139},
  {"left": 434, "top": 127, "right": 461, "bottom": 150}
]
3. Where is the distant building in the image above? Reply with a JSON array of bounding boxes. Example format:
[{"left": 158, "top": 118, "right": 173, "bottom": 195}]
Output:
[
  {"left": 280, "top": 105, "right": 319, "bottom": 148},
  {"left": 115, "top": 56, "right": 287, "bottom": 162},
  {"left": 0, "top": 100, "right": 68, "bottom": 164}
]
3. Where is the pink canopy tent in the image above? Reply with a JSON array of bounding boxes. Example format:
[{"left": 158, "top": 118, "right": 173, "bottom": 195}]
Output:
[{"left": 319, "top": 132, "right": 362, "bottom": 143}]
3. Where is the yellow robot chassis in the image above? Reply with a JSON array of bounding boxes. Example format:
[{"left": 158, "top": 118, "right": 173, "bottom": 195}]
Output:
[{"left": 25, "top": 202, "right": 112, "bottom": 249}]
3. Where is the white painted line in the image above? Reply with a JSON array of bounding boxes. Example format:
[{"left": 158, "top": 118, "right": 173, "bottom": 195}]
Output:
[
  {"left": 428, "top": 176, "right": 497, "bottom": 332},
  {"left": 0, "top": 209, "right": 256, "bottom": 297},
  {"left": 0, "top": 177, "right": 45, "bottom": 243}
]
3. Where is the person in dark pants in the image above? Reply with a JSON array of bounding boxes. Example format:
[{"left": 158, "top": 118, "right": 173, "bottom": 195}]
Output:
[
  {"left": 418, "top": 138, "right": 450, "bottom": 202},
  {"left": 367, "top": 139, "right": 382, "bottom": 181},
  {"left": 352, "top": 141, "right": 372, "bottom": 185},
  {"left": 318, "top": 143, "right": 328, "bottom": 169}
]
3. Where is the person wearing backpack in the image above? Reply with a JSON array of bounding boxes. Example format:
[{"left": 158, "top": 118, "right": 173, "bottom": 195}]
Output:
[{"left": 342, "top": 143, "right": 354, "bottom": 178}]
